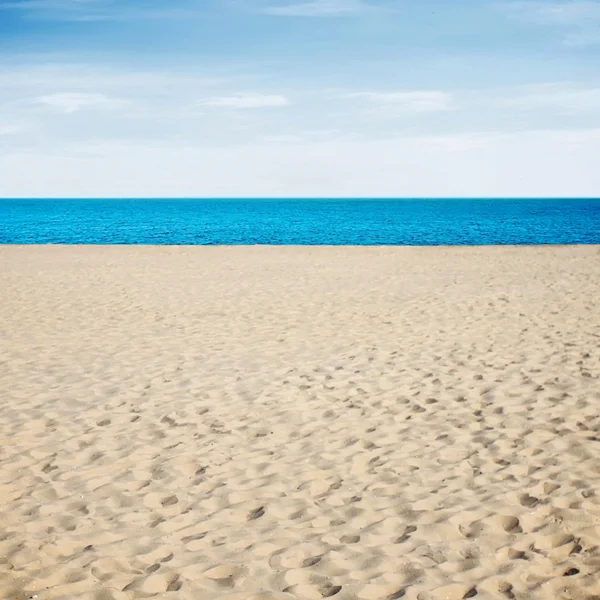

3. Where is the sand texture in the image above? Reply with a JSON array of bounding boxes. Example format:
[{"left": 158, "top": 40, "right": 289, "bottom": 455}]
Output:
[{"left": 1, "top": 245, "right": 600, "bottom": 600}]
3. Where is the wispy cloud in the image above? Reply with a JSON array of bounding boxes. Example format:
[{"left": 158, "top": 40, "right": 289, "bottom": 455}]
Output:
[
  {"left": 345, "top": 83, "right": 600, "bottom": 118},
  {"left": 1, "top": 0, "right": 105, "bottom": 20},
  {"left": 0, "top": 0, "right": 96, "bottom": 8},
  {"left": 36, "top": 92, "right": 129, "bottom": 113},
  {"left": 5, "top": 0, "right": 380, "bottom": 20},
  {"left": 345, "top": 91, "right": 456, "bottom": 113},
  {"left": 0, "top": 64, "right": 232, "bottom": 91},
  {"left": 3, "top": 128, "right": 600, "bottom": 197},
  {"left": 0, "top": 122, "right": 28, "bottom": 135},
  {"left": 199, "top": 94, "right": 290, "bottom": 108},
  {"left": 500, "top": 1, "right": 600, "bottom": 45},
  {"left": 0, "top": 0, "right": 204, "bottom": 21},
  {"left": 263, "top": 0, "right": 371, "bottom": 17},
  {"left": 262, "top": 129, "right": 346, "bottom": 143},
  {"left": 0, "top": 63, "right": 295, "bottom": 149},
  {"left": 496, "top": 83, "right": 600, "bottom": 113}
]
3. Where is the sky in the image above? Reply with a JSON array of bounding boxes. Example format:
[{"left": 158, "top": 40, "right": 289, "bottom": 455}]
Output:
[{"left": 1, "top": 0, "right": 600, "bottom": 197}]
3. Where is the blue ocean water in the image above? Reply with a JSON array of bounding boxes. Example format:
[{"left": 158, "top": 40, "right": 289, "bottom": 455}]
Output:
[{"left": 1, "top": 198, "right": 600, "bottom": 245}]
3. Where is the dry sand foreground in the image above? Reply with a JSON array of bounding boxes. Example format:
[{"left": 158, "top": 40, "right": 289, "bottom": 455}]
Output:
[{"left": 1, "top": 246, "right": 600, "bottom": 600}]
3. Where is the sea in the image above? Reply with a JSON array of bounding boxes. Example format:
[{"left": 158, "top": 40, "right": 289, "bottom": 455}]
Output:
[{"left": 1, "top": 198, "right": 600, "bottom": 245}]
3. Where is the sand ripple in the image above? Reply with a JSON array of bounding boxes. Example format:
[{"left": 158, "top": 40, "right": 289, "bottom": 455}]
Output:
[{"left": 1, "top": 246, "right": 600, "bottom": 600}]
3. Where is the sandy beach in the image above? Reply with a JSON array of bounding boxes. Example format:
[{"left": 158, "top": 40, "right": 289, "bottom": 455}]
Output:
[{"left": 1, "top": 245, "right": 600, "bottom": 600}]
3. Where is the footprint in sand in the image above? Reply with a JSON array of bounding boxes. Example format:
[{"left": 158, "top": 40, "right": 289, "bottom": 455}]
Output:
[
  {"left": 283, "top": 583, "right": 342, "bottom": 599},
  {"left": 248, "top": 506, "right": 266, "bottom": 520}
]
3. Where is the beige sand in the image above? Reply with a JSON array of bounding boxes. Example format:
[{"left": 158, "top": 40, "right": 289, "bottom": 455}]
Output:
[{"left": 1, "top": 245, "right": 599, "bottom": 600}]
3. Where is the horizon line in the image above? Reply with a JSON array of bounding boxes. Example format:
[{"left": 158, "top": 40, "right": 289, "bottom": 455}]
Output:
[{"left": 2, "top": 196, "right": 600, "bottom": 201}]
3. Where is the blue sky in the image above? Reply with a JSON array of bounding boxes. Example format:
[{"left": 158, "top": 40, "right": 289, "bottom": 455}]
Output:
[{"left": 1, "top": 0, "right": 600, "bottom": 196}]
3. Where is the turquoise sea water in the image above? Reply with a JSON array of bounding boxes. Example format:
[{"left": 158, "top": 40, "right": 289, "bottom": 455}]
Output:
[{"left": 1, "top": 198, "right": 599, "bottom": 245}]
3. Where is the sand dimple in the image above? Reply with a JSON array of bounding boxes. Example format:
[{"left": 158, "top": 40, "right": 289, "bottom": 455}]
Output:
[{"left": 1, "top": 245, "right": 600, "bottom": 600}]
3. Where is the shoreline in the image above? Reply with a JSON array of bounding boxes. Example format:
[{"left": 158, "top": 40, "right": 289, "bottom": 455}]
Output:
[{"left": 2, "top": 242, "right": 600, "bottom": 248}]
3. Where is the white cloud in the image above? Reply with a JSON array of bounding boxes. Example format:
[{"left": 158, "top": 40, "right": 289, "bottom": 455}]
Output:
[
  {"left": 513, "top": 1, "right": 600, "bottom": 23},
  {"left": 346, "top": 91, "right": 456, "bottom": 113},
  {"left": 262, "top": 129, "right": 345, "bottom": 143},
  {"left": 497, "top": 83, "right": 600, "bottom": 113},
  {"left": 263, "top": 0, "right": 370, "bottom": 17},
  {"left": 0, "top": 64, "right": 235, "bottom": 92},
  {"left": 500, "top": 1, "right": 600, "bottom": 45},
  {"left": 200, "top": 94, "right": 290, "bottom": 108},
  {"left": 345, "top": 83, "right": 600, "bottom": 118},
  {"left": 1, "top": 129, "right": 599, "bottom": 197},
  {"left": 0, "top": 122, "right": 28, "bottom": 135},
  {"left": 2, "top": 60, "right": 600, "bottom": 197},
  {"left": 36, "top": 92, "right": 129, "bottom": 113}
]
